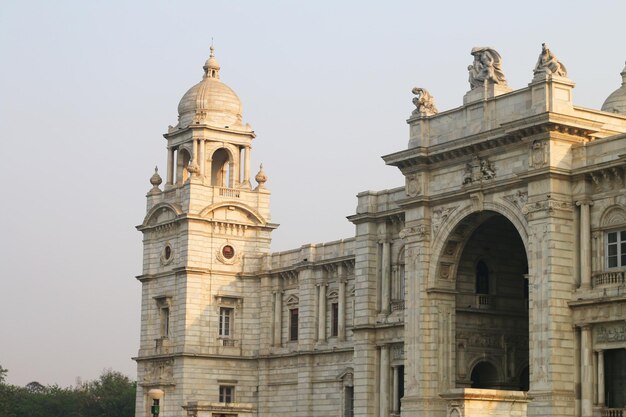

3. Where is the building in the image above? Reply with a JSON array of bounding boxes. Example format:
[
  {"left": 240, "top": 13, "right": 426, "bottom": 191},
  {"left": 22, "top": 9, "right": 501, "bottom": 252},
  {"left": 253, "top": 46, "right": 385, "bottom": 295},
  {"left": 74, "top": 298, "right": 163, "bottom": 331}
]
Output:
[{"left": 134, "top": 45, "right": 626, "bottom": 417}]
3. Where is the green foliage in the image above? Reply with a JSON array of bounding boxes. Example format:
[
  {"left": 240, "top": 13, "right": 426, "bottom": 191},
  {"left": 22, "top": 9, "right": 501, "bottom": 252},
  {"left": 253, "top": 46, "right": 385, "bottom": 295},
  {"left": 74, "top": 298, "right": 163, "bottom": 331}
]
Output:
[
  {"left": 0, "top": 369, "right": 135, "bottom": 417},
  {"left": 0, "top": 365, "right": 7, "bottom": 384}
]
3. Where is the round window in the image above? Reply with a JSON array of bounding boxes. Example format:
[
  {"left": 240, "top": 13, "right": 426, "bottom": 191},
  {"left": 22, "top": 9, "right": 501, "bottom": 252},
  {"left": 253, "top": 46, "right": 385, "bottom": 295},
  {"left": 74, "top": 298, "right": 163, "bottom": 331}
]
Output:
[
  {"left": 164, "top": 245, "right": 172, "bottom": 260},
  {"left": 222, "top": 245, "right": 235, "bottom": 259}
]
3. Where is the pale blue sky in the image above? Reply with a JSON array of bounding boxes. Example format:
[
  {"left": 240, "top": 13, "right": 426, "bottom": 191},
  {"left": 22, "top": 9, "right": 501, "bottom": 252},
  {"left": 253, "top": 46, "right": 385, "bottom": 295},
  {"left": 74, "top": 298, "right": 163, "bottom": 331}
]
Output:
[{"left": 0, "top": 0, "right": 624, "bottom": 387}]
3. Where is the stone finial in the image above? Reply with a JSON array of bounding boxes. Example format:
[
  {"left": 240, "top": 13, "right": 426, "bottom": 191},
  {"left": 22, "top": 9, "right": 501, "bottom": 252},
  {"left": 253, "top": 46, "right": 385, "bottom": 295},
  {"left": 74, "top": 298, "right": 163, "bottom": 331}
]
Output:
[
  {"left": 533, "top": 43, "right": 567, "bottom": 78},
  {"left": 203, "top": 45, "right": 221, "bottom": 79},
  {"left": 254, "top": 163, "right": 267, "bottom": 190},
  {"left": 411, "top": 87, "right": 438, "bottom": 116},
  {"left": 149, "top": 166, "right": 162, "bottom": 194},
  {"left": 468, "top": 47, "right": 507, "bottom": 89}
]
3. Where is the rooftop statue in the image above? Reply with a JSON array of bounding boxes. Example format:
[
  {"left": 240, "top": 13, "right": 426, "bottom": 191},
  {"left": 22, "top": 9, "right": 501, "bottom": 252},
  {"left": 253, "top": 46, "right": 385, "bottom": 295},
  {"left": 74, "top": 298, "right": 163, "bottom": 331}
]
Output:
[
  {"left": 412, "top": 87, "right": 438, "bottom": 116},
  {"left": 533, "top": 43, "right": 567, "bottom": 77},
  {"left": 468, "top": 47, "right": 507, "bottom": 89}
]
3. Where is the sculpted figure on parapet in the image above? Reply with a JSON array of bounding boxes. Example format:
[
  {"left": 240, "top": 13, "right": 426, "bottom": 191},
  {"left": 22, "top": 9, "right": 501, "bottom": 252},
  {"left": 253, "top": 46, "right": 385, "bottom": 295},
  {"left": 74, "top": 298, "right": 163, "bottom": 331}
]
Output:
[
  {"left": 468, "top": 47, "right": 507, "bottom": 88},
  {"left": 533, "top": 43, "right": 567, "bottom": 77},
  {"left": 411, "top": 87, "right": 438, "bottom": 116}
]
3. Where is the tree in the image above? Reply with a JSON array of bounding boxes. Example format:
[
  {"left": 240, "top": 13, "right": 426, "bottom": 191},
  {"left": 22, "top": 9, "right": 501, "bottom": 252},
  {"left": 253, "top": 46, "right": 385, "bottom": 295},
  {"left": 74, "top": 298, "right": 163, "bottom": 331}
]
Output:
[
  {"left": 0, "top": 368, "right": 136, "bottom": 417},
  {"left": 0, "top": 365, "right": 7, "bottom": 384},
  {"left": 82, "top": 370, "right": 136, "bottom": 417}
]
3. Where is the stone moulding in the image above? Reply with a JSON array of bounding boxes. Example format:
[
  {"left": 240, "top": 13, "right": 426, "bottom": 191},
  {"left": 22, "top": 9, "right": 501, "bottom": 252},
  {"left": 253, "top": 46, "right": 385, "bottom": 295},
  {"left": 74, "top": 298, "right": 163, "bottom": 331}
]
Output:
[{"left": 522, "top": 196, "right": 572, "bottom": 217}]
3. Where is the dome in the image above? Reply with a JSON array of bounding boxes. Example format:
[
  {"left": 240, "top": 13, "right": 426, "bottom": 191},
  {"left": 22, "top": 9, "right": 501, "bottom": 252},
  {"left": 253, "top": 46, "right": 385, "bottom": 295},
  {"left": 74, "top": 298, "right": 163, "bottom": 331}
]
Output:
[
  {"left": 601, "top": 62, "right": 626, "bottom": 115},
  {"left": 177, "top": 47, "right": 243, "bottom": 128}
]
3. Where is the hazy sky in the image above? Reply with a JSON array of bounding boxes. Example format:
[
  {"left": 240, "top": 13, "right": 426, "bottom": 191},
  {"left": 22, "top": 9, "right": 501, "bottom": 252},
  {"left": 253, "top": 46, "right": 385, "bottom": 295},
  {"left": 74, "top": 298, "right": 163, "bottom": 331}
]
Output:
[{"left": 1, "top": 0, "right": 625, "bottom": 387}]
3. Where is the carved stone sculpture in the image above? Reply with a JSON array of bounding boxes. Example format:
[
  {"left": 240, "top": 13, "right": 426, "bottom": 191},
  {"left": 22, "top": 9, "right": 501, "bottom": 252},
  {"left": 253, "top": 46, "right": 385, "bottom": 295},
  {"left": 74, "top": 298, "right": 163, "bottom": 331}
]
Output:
[
  {"left": 463, "top": 155, "right": 496, "bottom": 184},
  {"left": 533, "top": 43, "right": 567, "bottom": 77},
  {"left": 411, "top": 87, "right": 438, "bottom": 116},
  {"left": 468, "top": 47, "right": 507, "bottom": 89}
]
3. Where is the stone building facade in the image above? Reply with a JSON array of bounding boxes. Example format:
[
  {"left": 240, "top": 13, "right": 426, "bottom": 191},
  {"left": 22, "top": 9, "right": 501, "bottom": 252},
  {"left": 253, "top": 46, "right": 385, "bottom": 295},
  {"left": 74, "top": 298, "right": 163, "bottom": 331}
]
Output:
[{"left": 134, "top": 45, "right": 626, "bottom": 417}]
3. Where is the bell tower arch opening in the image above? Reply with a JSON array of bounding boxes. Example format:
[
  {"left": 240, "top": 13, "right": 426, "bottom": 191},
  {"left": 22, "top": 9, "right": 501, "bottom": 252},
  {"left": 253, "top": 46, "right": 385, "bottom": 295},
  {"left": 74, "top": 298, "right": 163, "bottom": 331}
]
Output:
[
  {"left": 211, "top": 148, "right": 232, "bottom": 187},
  {"left": 448, "top": 211, "right": 529, "bottom": 391}
]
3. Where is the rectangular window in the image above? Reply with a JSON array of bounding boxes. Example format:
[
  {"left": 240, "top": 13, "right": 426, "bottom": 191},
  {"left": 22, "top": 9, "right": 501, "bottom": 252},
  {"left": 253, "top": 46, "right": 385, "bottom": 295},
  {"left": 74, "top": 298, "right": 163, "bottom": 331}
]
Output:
[
  {"left": 331, "top": 302, "right": 339, "bottom": 337},
  {"left": 160, "top": 307, "right": 169, "bottom": 337},
  {"left": 289, "top": 308, "right": 299, "bottom": 341},
  {"left": 344, "top": 386, "right": 354, "bottom": 417},
  {"left": 219, "top": 307, "right": 233, "bottom": 337},
  {"left": 607, "top": 230, "right": 626, "bottom": 269},
  {"left": 219, "top": 385, "right": 234, "bottom": 403}
]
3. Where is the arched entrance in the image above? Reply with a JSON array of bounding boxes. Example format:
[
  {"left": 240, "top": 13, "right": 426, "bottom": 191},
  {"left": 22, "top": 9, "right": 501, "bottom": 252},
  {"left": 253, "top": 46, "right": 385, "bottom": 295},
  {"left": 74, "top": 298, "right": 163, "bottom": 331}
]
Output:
[{"left": 449, "top": 211, "right": 529, "bottom": 391}]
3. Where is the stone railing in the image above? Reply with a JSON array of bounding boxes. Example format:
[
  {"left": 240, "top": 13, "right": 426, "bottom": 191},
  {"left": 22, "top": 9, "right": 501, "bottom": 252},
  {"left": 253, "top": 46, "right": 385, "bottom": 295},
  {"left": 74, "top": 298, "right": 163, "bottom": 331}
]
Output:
[
  {"left": 219, "top": 187, "right": 240, "bottom": 198},
  {"left": 390, "top": 300, "right": 405, "bottom": 311},
  {"left": 221, "top": 338, "right": 238, "bottom": 347},
  {"left": 593, "top": 271, "right": 625, "bottom": 287},
  {"left": 601, "top": 408, "right": 625, "bottom": 417},
  {"left": 477, "top": 294, "right": 493, "bottom": 309}
]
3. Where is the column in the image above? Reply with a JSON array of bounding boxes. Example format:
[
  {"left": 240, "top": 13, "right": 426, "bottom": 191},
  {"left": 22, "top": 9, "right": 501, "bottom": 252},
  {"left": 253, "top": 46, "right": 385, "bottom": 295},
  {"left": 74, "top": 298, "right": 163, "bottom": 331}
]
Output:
[
  {"left": 192, "top": 139, "right": 198, "bottom": 166},
  {"left": 392, "top": 365, "right": 400, "bottom": 414},
  {"left": 577, "top": 200, "right": 593, "bottom": 289},
  {"left": 166, "top": 148, "right": 174, "bottom": 185},
  {"left": 581, "top": 325, "right": 593, "bottom": 417},
  {"left": 597, "top": 349, "right": 605, "bottom": 407},
  {"left": 318, "top": 284, "right": 326, "bottom": 342},
  {"left": 381, "top": 240, "right": 391, "bottom": 313},
  {"left": 243, "top": 145, "right": 251, "bottom": 187},
  {"left": 199, "top": 140, "right": 205, "bottom": 178},
  {"left": 380, "top": 345, "right": 390, "bottom": 417},
  {"left": 273, "top": 291, "right": 282, "bottom": 346},
  {"left": 338, "top": 280, "right": 346, "bottom": 341}
]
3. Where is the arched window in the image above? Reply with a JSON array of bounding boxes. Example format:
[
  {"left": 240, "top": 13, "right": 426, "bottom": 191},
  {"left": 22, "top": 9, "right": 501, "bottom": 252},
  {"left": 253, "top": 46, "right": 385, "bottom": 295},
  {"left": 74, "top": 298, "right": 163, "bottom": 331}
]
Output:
[
  {"left": 176, "top": 148, "right": 191, "bottom": 184},
  {"left": 476, "top": 260, "right": 489, "bottom": 294},
  {"left": 470, "top": 361, "right": 498, "bottom": 389},
  {"left": 211, "top": 148, "right": 231, "bottom": 187}
]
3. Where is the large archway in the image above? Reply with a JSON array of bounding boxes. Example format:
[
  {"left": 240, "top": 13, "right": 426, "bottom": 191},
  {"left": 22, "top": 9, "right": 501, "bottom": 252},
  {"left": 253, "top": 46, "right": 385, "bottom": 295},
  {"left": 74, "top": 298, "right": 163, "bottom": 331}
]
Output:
[{"left": 451, "top": 212, "right": 529, "bottom": 391}]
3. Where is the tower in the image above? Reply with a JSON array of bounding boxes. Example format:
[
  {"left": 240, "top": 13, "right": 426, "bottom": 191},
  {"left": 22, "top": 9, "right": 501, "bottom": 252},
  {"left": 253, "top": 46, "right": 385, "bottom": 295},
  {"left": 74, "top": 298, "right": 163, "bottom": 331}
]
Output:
[{"left": 134, "top": 47, "right": 275, "bottom": 417}]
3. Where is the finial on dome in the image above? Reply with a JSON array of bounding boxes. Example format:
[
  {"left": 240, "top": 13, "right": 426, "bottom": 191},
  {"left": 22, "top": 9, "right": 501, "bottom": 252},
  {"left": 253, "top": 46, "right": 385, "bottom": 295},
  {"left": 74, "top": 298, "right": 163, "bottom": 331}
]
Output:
[
  {"left": 254, "top": 163, "right": 268, "bottom": 190},
  {"left": 149, "top": 166, "right": 163, "bottom": 194},
  {"left": 203, "top": 44, "right": 221, "bottom": 79}
]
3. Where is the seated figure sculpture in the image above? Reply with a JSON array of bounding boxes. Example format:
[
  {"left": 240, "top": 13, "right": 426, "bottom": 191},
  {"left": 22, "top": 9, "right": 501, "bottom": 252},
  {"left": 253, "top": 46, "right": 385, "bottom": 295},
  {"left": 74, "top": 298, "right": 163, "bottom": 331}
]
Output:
[
  {"left": 468, "top": 47, "right": 507, "bottom": 89},
  {"left": 533, "top": 43, "right": 567, "bottom": 77}
]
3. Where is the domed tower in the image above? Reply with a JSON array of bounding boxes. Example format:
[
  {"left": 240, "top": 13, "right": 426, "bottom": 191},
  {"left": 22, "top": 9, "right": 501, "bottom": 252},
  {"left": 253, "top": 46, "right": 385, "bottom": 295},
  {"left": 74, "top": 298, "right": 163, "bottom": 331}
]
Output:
[
  {"left": 602, "top": 62, "right": 626, "bottom": 115},
  {"left": 134, "top": 47, "right": 276, "bottom": 417}
]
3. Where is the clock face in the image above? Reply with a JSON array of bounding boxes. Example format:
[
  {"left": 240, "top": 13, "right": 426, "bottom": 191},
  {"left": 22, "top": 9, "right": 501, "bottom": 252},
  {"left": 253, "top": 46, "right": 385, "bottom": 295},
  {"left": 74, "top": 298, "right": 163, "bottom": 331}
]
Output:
[{"left": 222, "top": 245, "right": 235, "bottom": 259}]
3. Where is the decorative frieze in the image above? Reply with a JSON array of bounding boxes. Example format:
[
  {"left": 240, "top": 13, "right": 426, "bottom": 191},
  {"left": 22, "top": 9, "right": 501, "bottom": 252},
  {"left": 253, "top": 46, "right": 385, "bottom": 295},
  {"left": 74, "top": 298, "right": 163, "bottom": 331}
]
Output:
[
  {"left": 522, "top": 196, "right": 573, "bottom": 217},
  {"left": 589, "top": 166, "right": 625, "bottom": 193},
  {"left": 143, "top": 358, "right": 174, "bottom": 384},
  {"left": 503, "top": 190, "right": 528, "bottom": 211},
  {"left": 433, "top": 206, "right": 458, "bottom": 234},
  {"left": 595, "top": 323, "right": 626, "bottom": 343},
  {"left": 399, "top": 223, "right": 430, "bottom": 241}
]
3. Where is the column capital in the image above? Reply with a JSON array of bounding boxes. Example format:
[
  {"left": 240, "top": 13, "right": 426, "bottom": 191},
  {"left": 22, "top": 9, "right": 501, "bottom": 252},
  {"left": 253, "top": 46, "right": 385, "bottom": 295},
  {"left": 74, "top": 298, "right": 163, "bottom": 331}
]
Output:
[
  {"left": 594, "top": 348, "right": 604, "bottom": 354},
  {"left": 575, "top": 199, "right": 594, "bottom": 207}
]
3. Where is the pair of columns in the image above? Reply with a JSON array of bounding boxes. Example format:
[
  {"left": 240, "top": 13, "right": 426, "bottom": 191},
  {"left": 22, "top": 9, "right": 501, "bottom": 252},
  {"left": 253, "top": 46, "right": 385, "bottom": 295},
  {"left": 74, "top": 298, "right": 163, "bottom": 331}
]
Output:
[
  {"left": 272, "top": 280, "right": 347, "bottom": 346},
  {"left": 317, "top": 281, "right": 347, "bottom": 342},
  {"left": 577, "top": 200, "right": 593, "bottom": 289},
  {"left": 580, "top": 325, "right": 606, "bottom": 416},
  {"left": 379, "top": 345, "right": 402, "bottom": 417},
  {"left": 165, "top": 143, "right": 251, "bottom": 186},
  {"left": 381, "top": 240, "right": 391, "bottom": 313}
]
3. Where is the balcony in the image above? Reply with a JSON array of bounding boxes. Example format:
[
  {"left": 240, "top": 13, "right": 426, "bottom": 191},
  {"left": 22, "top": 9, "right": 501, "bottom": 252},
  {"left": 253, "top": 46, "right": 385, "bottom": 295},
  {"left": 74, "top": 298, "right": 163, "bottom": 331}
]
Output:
[
  {"left": 219, "top": 187, "right": 240, "bottom": 198},
  {"left": 601, "top": 408, "right": 625, "bottom": 417},
  {"left": 390, "top": 300, "right": 405, "bottom": 312},
  {"left": 220, "top": 338, "right": 238, "bottom": 347},
  {"left": 593, "top": 271, "right": 625, "bottom": 288}
]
